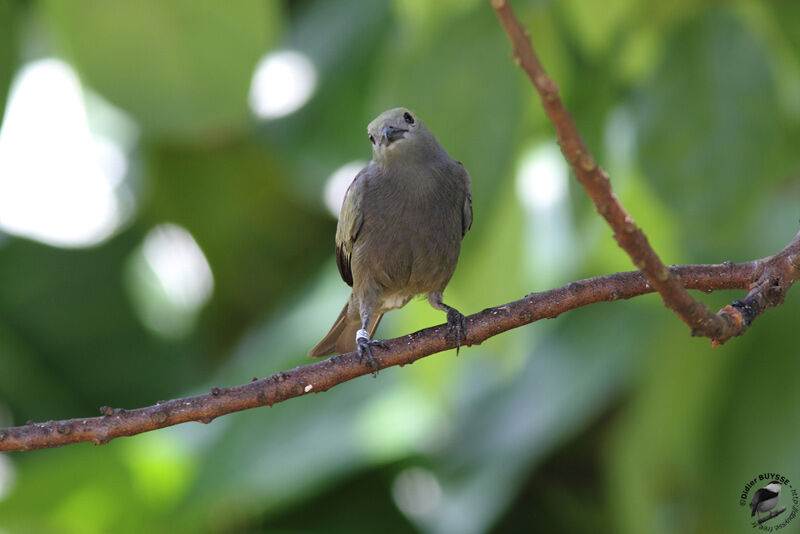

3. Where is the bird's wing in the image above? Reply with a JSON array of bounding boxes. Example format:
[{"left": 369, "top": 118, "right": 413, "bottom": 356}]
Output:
[
  {"left": 750, "top": 487, "right": 779, "bottom": 516},
  {"left": 454, "top": 161, "right": 472, "bottom": 237},
  {"left": 335, "top": 168, "right": 367, "bottom": 287},
  {"left": 750, "top": 488, "right": 763, "bottom": 515},
  {"left": 463, "top": 190, "right": 473, "bottom": 237}
]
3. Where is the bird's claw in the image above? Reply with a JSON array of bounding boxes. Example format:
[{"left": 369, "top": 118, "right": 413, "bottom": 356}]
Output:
[
  {"left": 446, "top": 308, "right": 467, "bottom": 354},
  {"left": 357, "top": 336, "right": 387, "bottom": 375}
]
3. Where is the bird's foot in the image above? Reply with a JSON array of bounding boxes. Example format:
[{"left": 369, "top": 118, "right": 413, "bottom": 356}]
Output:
[
  {"left": 356, "top": 330, "right": 387, "bottom": 375},
  {"left": 445, "top": 308, "right": 467, "bottom": 354}
]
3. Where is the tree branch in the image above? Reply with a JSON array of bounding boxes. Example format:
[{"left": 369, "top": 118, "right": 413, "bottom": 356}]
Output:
[
  {"left": 486, "top": 0, "right": 794, "bottom": 345},
  {"left": 1, "top": 257, "right": 794, "bottom": 452},
  {"left": 757, "top": 506, "right": 786, "bottom": 525}
]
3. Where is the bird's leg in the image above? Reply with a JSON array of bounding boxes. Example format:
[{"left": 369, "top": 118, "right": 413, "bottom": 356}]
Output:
[
  {"left": 356, "top": 311, "right": 387, "bottom": 375},
  {"left": 428, "top": 292, "right": 467, "bottom": 354}
]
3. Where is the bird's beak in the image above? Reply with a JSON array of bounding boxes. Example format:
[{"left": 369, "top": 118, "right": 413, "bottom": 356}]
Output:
[{"left": 380, "top": 125, "right": 407, "bottom": 146}]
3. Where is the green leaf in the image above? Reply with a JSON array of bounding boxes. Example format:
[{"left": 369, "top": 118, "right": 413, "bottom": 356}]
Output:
[
  {"left": 41, "top": 0, "right": 281, "bottom": 137},
  {"left": 0, "top": 445, "right": 161, "bottom": 533},
  {"left": 255, "top": 0, "right": 393, "bottom": 200},
  {"left": 144, "top": 141, "right": 334, "bottom": 349},
  {"left": 0, "top": 231, "right": 200, "bottom": 420},
  {"left": 560, "top": 0, "right": 638, "bottom": 59},
  {"left": 607, "top": 294, "right": 800, "bottom": 533},
  {"left": 0, "top": 0, "right": 20, "bottom": 126},
  {"left": 634, "top": 10, "right": 785, "bottom": 258},
  {"left": 404, "top": 304, "right": 648, "bottom": 534}
]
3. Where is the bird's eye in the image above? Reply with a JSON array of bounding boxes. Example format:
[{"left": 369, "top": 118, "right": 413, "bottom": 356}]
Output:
[
  {"left": 403, "top": 112, "right": 414, "bottom": 124},
  {"left": 369, "top": 134, "right": 375, "bottom": 145}
]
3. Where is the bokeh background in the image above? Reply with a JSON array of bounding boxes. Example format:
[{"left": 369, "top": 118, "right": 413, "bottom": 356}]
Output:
[{"left": 0, "top": 0, "right": 799, "bottom": 532}]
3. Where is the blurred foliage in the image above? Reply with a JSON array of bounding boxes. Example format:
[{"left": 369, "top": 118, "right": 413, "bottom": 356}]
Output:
[
  {"left": 0, "top": 0, "right": 799, "bottom": 533},
  {"left": 0, "top": 1, "right": 19, "bottom": 126},
  {"left": 42, "top": 0, "right": 281, "bottom": 138}
]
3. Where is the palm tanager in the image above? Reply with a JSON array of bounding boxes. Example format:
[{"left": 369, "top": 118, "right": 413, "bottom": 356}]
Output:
[{"left": 309, "top": 107, "right": 472, "bottom": 369}]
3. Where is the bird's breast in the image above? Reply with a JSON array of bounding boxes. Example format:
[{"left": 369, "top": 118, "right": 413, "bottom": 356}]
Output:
[{"left": 351, "top": 165, "right": 464, "bottom": 295}]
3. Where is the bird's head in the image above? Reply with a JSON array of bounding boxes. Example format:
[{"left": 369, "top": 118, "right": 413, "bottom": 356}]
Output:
[
  {"left": 367, "top": 108, "right": 443, "bottom": 163},
  {"left": 767, "top": 482, "right": 782, "bottom": 494}
]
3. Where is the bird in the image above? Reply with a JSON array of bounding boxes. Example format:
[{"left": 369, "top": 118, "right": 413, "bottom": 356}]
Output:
[
  {"left": 309, "top": 107, "right": 472, "bottom": 369},
  {"left": 750, "top": 481, "right": 781, "bottom": 520}
]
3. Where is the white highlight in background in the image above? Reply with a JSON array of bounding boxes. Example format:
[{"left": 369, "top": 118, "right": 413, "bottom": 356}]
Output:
[
  {"left": 127, "top": 224, "right": 214, "bottom": 339},
  {"left": 392, "top": 467, "right": 442, "bottom": 519},
  {"left": 249, "top": 50, "right": 317, "bottom": 119},
  {"left": 604, "top": 106, "right": 636, "bottom": 180},
  {"left": 516, "top": 144, "right": 568, "bottom": 210},
  {"left": 515, "top": 143, "right": 574, "bottom": 285},
  {"left": 0, "top": 454, "right": 15, "bottom": 502},
  {"left": 324, "top": 160, "right": 365, "bottom": 217},
  {"left": 142, "top": 224, "right": 213, "bottom": 311},
  {"left": 0, "top": 59, "right": 127, "bottom": 248}
]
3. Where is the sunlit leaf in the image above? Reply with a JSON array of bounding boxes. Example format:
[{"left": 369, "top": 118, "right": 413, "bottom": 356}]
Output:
[{"left": 41, "top": 0, "right": 281, "bottom": 137}]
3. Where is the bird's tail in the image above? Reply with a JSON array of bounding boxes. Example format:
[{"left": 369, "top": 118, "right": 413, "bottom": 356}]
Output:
[{"left": 308, "top": 302, "right": 383, "bottom": 358}]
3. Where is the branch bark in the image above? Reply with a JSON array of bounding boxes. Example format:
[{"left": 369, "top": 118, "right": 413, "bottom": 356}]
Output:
[
  {"left": 1, "top": 256, "right": 796, "bottom": 452},
  {"left": 487, "top": 0, "right": 784, "bottom": 345},
  {"left": 757, "top": 506, "right": 787, "bottom": 525}
]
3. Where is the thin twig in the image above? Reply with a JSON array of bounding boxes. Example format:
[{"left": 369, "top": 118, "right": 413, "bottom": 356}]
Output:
[
  {"left": 714, "top": 230, "right": 800, "bottom": 344},
  {"left": 486, "top": 0, "right": 793, "bottom": 344},
  {"left": 0, "top": 259, "right": 772, "bottom": 452},
  {"left": 757, "top": 506, "right": 786, "bottom": 525}
]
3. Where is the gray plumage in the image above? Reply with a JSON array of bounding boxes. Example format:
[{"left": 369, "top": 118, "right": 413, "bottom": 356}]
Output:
[
  {"left": 750, "top": 482, "right": 781, "bottom": 519},
  {"left": 309, "top": 107, "right": 472, "bottom": 362}
]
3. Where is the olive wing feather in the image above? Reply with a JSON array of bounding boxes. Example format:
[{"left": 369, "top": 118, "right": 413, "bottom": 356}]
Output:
[
  {"left": 335, "top": 169, "right": 367, "bottom": 287},
  {"left": 455, "top": 161, "right": 473, "bottom": 237}
]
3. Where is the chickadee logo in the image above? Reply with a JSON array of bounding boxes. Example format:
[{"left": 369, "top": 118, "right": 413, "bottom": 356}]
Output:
[{"left": 740, "top": 472, "right": 798, "bottom": 530}]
